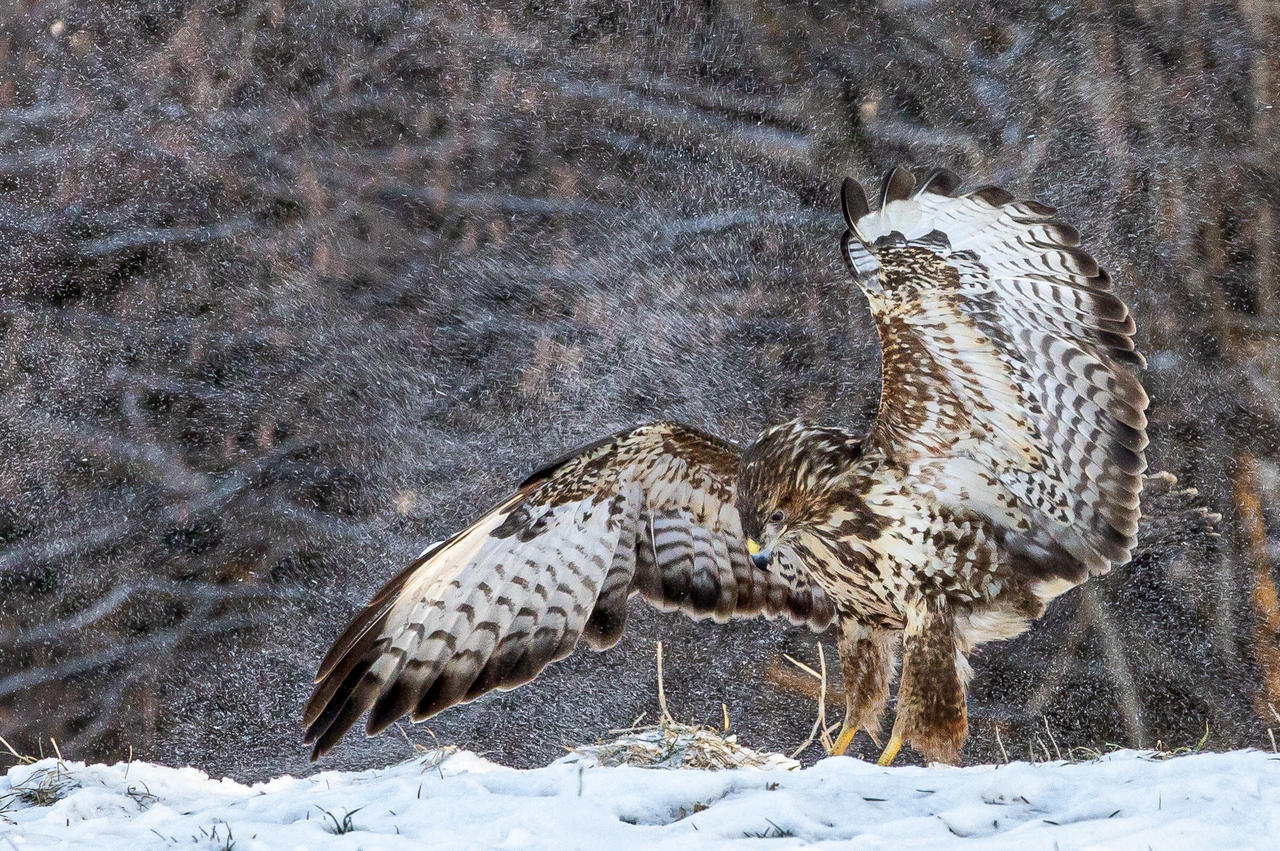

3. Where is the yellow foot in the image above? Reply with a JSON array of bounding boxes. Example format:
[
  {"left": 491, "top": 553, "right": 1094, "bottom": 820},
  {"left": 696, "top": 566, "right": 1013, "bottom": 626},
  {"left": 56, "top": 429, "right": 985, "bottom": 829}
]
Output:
[
  {"left": 830, "top": 724, "right": 857, "bottom": 756},
  {"left": 829, "top": 724, "right": 883, "bottom": 756},
  {"left": 876, "top": 735, "right": 903, "bottom": 767}
]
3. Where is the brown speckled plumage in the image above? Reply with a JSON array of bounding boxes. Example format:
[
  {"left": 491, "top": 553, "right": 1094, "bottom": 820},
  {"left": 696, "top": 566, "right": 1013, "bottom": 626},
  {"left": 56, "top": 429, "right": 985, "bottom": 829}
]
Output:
[{"left": 304, "top": 167, "right": 1148, "bottom": 765}]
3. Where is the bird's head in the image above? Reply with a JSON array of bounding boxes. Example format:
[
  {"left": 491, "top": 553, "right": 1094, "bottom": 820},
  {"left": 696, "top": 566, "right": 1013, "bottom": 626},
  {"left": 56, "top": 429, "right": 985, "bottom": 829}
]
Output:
[{"left": 736, "top": 421, "right": 862, "bottom": 571}]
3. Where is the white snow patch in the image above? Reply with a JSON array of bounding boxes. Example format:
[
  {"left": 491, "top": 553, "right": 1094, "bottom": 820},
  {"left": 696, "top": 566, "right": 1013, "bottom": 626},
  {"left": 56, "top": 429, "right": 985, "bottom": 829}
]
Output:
[{"left": 3, "top": 748, "right": 1278, "bottom": 849}]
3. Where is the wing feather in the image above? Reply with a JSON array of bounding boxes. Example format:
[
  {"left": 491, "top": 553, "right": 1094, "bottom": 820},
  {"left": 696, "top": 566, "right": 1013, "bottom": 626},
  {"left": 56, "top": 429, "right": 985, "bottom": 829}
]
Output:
[
  {"left": 302, "top": 421, "right": 835, "bottom": 759},
  {"left": 841, "top": 168, "right": 1148, "bottom": 583}
]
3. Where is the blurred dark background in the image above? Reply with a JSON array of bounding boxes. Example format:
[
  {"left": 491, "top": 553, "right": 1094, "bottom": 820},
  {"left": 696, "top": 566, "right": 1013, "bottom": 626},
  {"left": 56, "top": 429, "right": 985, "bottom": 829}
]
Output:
[{"left": 1, "top": 0, "right": 1276, "bottom": 781}]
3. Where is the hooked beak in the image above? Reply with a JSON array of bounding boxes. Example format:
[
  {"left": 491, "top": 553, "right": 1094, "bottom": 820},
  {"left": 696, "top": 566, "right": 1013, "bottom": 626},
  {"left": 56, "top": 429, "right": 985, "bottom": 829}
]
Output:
[{"left": 746, "top": 538, "right": 772, "bottom": 572}]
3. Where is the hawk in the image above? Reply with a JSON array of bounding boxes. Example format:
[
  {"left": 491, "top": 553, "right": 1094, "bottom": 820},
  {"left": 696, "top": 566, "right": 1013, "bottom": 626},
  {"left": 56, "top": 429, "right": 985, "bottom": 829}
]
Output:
[{"left": 303, "top": 167, "right": 1147, "bottom": 766}]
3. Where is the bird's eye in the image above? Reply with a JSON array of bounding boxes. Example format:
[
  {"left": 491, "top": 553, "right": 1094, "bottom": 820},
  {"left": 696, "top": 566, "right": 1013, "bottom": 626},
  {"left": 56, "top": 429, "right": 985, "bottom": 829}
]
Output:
[{"left": 768, "top": 510, "right": 786, "bottom": 524}]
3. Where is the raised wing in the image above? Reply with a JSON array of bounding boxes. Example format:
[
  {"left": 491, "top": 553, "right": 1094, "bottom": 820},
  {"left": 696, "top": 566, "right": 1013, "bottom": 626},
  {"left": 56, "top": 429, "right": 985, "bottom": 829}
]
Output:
[
  {"left": 303, "top": 421, "right": 834, "bottom": 758},
  {"left": 840, "top": 167, "right": 1148, "bottom": 579}
]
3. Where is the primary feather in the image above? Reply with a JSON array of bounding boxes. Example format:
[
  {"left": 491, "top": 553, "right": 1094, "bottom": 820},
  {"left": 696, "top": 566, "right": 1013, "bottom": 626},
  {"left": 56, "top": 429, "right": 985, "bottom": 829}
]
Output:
[
  {"left": 303, "top": 422, "right": 834, "bottom": 759},
  {"left": 842, "top": 168, "right": 1146, "bottom": 582}
]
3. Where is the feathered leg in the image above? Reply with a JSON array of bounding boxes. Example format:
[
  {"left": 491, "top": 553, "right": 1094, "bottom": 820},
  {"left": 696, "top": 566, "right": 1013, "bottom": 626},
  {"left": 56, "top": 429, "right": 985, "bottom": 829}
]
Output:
[
  {"left": 879, "top": 598, "right": 967, "bottom": 765},
  {"left": 830, "top": 621, "right": 897, "bottom": 756}
]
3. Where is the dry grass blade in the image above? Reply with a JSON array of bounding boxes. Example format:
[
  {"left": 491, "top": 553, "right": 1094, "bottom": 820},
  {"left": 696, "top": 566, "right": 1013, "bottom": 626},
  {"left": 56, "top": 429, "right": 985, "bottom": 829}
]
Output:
[
  {"left": 564, "top": 721, "right": 799, "bottom": 772},
  {"left": 1043, "top": 717, "right": 1063, "bottom": 761},
  {"left": 563, "top": 642, "right": 798, "bottom": 772},
  {"left": 655, "top": 641, "right": 674, "bottom": 726},
  {"left": 995, "top": 724, "right": 1010, "bottom": 764},
  {"left": 787, "top": 645, "right": 830, "bottom": 759},
  {"left": 781, "top": 653, "right": 822, "bottom": 680},
  {"left": 0, "top": 738, "right": 79, "bottom": 816},
  {"left": 0, "top": 735, "right": 34, "bottom": 767}
]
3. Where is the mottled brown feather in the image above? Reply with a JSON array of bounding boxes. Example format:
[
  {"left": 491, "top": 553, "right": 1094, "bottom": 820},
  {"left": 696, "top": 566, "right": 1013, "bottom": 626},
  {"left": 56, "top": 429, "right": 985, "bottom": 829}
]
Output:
[{"left": 303, "top": 422, "right": 834, "bottom": 759}]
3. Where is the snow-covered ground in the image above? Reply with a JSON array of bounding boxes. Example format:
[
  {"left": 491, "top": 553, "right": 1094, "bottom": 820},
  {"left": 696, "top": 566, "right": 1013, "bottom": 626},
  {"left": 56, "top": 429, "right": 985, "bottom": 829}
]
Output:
[{"left": 3, "top": 743, "right": 1278, "bottom": 849}]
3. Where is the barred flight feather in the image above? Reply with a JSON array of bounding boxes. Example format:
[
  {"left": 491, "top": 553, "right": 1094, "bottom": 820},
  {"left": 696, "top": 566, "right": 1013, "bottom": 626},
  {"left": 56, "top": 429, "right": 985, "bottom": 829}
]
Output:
[
  {"left": 302, "top": 422, "right": 835, "bottom": 759},
  {"left": 841, "top": 167, "right": 1148, "bottom": 582}
]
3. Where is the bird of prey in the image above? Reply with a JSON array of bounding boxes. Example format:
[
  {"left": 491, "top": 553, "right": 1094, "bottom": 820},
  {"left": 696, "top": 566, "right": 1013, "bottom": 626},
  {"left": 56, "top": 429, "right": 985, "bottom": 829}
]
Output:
[{"left": 303, "top": 167, "right": 1147, "bottom": 766}]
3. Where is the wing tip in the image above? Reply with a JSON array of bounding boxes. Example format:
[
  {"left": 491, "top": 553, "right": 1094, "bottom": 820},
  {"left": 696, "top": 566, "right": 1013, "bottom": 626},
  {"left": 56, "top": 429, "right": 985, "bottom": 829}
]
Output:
[
  {"left": 967, "top": 184, "right": 1016, "bottom": 206},
  {"left": 841, "top": 176, "right": 869, "bottom": 230},
  {"left": 917, "top": 167, "right": 962, "bottom": 198},
  {"left": 879, "top": 166, "right": 918, "bottom": 206}
]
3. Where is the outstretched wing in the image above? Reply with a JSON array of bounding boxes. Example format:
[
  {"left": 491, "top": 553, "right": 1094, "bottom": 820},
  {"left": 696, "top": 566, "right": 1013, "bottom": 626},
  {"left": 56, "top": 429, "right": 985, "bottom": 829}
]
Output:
[
  {"left": 841, "top": 167, "right": 1148, "bottom": 580},
  {"left": 303, "top": 421, "right": 834, "bottom": 758}
]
